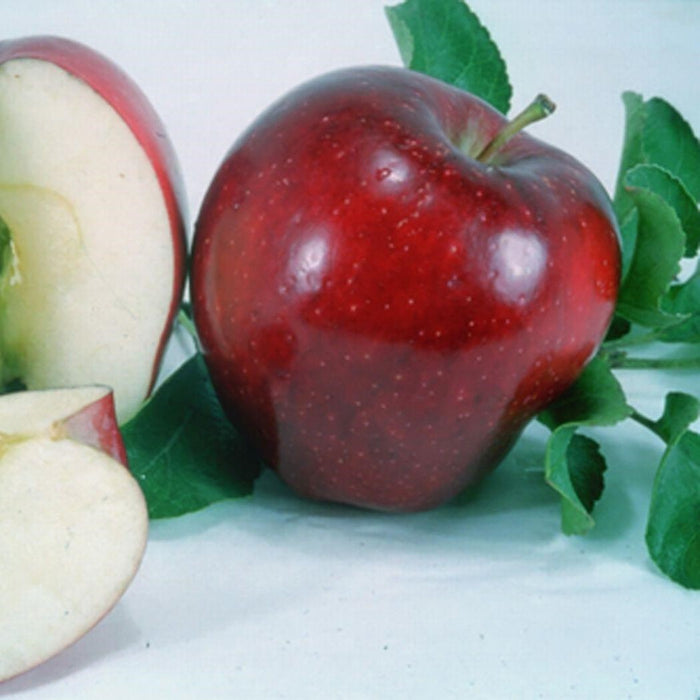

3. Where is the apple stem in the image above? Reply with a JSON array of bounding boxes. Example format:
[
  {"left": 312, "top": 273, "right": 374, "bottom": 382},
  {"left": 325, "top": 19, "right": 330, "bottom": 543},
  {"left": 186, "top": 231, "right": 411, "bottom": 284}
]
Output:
[{"left": 476, "top": 94, "right": 556, "bottom": 163}]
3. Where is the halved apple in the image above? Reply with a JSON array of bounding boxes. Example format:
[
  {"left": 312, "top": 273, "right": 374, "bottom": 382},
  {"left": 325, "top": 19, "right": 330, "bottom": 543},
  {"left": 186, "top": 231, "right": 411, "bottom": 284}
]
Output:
[
  {"left": 0, "top": 36, "right": 187, "bottom": 423},
  {"left": 0, "top": 386, "right": 148, "bottom": 683}
]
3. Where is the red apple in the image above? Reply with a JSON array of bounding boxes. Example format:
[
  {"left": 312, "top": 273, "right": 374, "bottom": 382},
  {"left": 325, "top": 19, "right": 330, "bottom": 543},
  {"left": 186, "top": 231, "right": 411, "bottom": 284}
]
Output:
[
  {"left": 0, "top": 36, "right": 187, "bottom": 423},
  {"left": 191, "top": 66, "right": 620, "bottom": 511}
]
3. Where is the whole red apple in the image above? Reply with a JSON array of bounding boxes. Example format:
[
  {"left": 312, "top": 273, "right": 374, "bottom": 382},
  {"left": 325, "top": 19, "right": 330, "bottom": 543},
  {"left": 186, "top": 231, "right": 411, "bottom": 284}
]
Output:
[{"left": 191, "top": 66, "right": 620, "bottom": 511}]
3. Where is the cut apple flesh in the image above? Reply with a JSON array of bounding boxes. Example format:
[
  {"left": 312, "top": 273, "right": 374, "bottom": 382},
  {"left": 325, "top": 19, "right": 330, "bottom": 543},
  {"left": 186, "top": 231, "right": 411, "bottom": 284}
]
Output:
[
  {"left": 0, "top": 388, "right": 148, "bottom": 682},
  {"left": 0, "top": 385, "right": 126, "bottom": 462},
  {"left": 0, "top": 438, "right": 148, "bottom": 682},
  {"left": 0, "top": 56, "right": 177, "bottom": 423}
]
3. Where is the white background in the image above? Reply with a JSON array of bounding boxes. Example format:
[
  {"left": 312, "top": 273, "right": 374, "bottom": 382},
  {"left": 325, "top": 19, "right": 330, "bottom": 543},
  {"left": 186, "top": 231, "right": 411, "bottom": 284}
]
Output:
[{"left": 1, "top": 1, "right": 700, "bottom": 698}]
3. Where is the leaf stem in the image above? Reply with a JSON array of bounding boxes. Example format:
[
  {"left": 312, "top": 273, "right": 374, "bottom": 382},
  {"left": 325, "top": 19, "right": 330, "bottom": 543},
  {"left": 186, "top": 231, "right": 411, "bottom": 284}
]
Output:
[
  {"left": 602, "top": 329, "right": 666, "bottom": 351},
  {"left": 476, "top": 94, "right": 556, "bottom": 163},
  {"left": 607, "top": 353, "right": 700, "bottom": 371},
  {"left": 629, "top": 409, "right": 662, "bottom": 440}
]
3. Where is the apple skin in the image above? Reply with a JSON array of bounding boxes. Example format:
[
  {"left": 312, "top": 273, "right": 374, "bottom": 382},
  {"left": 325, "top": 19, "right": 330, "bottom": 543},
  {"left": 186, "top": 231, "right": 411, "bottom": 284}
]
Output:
[
  {"left": 0, "top": 35, "right": 188, "bottom": 401},
  {"left": 59, "top": 388, "right": 128, "bottom": 466},
  {"left": 191, "top": 66, "right": 621, "bottom": 512}
]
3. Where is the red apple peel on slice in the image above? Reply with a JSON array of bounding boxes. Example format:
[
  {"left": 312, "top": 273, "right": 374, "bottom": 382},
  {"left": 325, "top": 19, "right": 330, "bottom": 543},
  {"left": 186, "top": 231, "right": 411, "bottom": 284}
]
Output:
[{"left": 0, "top": 386, "right": 148, "bottom": 683}]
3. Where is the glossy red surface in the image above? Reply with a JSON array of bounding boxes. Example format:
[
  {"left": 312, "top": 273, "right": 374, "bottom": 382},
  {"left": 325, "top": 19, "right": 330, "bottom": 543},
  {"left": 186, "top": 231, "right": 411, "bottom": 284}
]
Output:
[{"left": 192, "top": 66, "right": 620, "bottom": 511}]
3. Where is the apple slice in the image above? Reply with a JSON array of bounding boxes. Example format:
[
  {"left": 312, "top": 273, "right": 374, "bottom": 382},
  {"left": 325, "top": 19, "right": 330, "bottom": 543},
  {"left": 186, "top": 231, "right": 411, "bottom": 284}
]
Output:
[
  {"left": 0, "top": 386, "right": 148, "bottom": 683},
  {"left": 0, "top": 36, "right": 187, "bottom": 423}
]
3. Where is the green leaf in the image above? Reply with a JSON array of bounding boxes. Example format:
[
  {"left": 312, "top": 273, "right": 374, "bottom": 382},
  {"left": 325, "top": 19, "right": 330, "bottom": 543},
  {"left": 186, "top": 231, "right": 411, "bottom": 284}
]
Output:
[
  {"left": 614, "top": 303, "right": 686, "bottom": 331},
  {"left": 613, "top": 91, "right": 646, "bottom": 223},
  {"left": 658, "top": 263, "right": 700, "bottom": 343},
  {"left": 617, "top": 207, "right": 639, "bottom": 286},
  {"left": 642, "top": 97, "right": 700, "bottom": 202},
  {"left": 616, "top": 181, "right": 686, "bottom": 327},
  {"left": 122, "top": 353, "right": 261, "bottom": 519},
  {"left": 625, "top": 164, "right": 700, "bottom": 257},
  {"left": 545, "top": 429, "right": 607, "bottom": 535},
  {"left": 649, "top": 392, "right": 700, "bottom": 445},
  {"left": 612, "top": 94, "right": 700, "bottom": 311},
  {"left": 646, "top": 430, "right": 700, "bottom": 589},
  {"left": 385, "top": 0, "right": 512, "bottom": 113},
  {"left": 604, "top": 315, "right": 632, "bottom": 343},
  {"left": 539, "top": 356, "right": 633, "bottom": 430},
  {"left": 539, "top": 357, "right": 633, "bottom": 534},
  {"left": 613, "top": 92, "right": 700, "bottom": 218}
]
